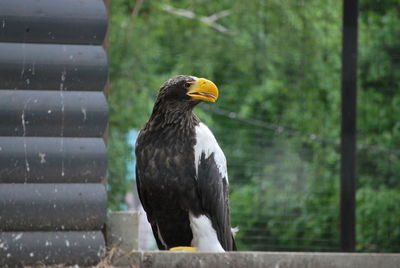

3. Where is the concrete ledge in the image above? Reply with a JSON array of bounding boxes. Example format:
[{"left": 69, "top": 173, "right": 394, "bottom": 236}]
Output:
[
  {"left": 106, "top": 211, "right": 139, "bottom": 251},
  {"left": 111, "top": 251, "right": 400, "bottom": 268}
]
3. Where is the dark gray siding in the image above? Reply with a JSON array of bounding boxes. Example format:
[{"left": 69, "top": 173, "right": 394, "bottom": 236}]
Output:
[{"left": 0, "top": 0, "right": 108, "bottom": 266}]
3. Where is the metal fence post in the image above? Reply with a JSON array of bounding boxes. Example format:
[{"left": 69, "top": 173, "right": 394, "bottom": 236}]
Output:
[{"left": 340, "top": 0, "right": 359, "bottom": 252}]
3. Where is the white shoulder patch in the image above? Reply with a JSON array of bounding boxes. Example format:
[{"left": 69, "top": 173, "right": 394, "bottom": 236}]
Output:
[
  {"left": 194, "top": 123, "right": 228, "bottom": 183},
  {"left": 189, "top": 212, "right": 225, "bottom": 252}
]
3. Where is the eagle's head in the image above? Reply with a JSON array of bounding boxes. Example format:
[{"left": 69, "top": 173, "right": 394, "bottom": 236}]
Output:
[{"left": 157, "top": 75, "right": 219, "bottom": 106}]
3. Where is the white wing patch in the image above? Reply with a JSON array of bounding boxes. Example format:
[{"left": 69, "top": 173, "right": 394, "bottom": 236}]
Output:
[
  {"left": 189, "top": 212, "right": 225, "bottom": 252},
  {"left": 194, "top": 123, "right": 228, "bottom": 183}
]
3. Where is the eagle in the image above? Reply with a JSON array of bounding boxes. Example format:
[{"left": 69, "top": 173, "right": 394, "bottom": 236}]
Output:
[{"left": 135, "top": 75, "right": 236, "bottom": 251}]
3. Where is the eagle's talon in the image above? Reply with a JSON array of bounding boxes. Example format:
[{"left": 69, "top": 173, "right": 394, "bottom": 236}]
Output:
[{"left": 169, "top": 246, "right": 197, "bottom": 252}]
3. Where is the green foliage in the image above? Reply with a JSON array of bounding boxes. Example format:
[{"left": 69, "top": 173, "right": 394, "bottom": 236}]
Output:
[
  {"left": 230, "top": 138, "right": 340, "bottom": 251},
  {"left": 108, "top": 0, "right": 400, "bottom": 251},
  {"left": 357, "top": 187, "right": 400, "bottom": 252},
  {"left": 108, "top": 131, "right": 132, "bottom": 211}
]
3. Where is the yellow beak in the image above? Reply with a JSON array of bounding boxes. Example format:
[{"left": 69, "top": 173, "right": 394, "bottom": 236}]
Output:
[{"left": 186, "top": 78, "right": 219, "bottom": 103}]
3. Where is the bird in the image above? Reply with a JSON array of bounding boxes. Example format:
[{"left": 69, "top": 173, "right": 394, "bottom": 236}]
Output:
[{"left": 135, "top": 75, "right": 236, "bottom": 252}]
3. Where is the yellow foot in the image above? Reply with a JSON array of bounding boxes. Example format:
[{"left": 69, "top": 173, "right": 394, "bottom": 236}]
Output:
[{"left": 169, "top": 246, "right": 197, "bottom": 252}]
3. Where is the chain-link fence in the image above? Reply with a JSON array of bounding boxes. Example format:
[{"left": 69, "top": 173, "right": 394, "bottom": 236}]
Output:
[{"left": 109, "top": 0, "right": 400, "bottom": 253}]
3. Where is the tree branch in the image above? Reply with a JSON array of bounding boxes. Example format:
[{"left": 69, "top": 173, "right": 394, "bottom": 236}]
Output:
[
  {"left": 162, "top": 5, "right": 234, "bottom": 35},
  {"left": 132, "top": 0, "right": 144, "bottom": 18}
]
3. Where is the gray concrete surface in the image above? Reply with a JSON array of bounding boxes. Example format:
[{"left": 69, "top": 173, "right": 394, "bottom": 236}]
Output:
[
  {"left": 107, "top": 211, "right": 139, "bottom": 251},
  {"left": 112, "top": 251, "right": 400, "bottom": 268}
]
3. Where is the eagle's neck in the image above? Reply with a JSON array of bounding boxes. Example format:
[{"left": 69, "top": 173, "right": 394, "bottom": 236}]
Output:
[{"left": 147, "top": 99, "right": 200, "bottom": 132}]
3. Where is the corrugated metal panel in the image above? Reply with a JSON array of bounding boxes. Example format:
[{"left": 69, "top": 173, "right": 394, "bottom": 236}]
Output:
[
  {"left": 0, "top": 137, "right": 107, "bottom": 183},
  {"left": 0, "top": 184, "right": 107, "bottom": 231},
  {"left": 0, "top": 0, "right": 107, "bottom": 45},
  {"left": 0, "top": 231, "right": 105, "bottom": 266},
  {"left": 0, "top": 0, "right": 109, "bottom": 265},
  {"left": 0, "top": 43, "right": 108, "bottom": 91},
  {"left": 0, "top": 90, "right": 108, "bottom": 137}
]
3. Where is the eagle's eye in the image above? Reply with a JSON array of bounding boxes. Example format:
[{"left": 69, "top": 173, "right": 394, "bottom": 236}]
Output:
[{"left": 184, "top": 82, "right": 191, "bottom": 89}]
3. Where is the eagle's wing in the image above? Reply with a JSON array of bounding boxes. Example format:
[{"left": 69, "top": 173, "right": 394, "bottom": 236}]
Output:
[
  {"left": 194, "top": 123, "right": 236, "bottom": 251},
  {"left": 136, "top": 173, "right": 167, "bottom": 250},
  {"left": 135, "top": 129, "right": 167, "bottom": 250}
]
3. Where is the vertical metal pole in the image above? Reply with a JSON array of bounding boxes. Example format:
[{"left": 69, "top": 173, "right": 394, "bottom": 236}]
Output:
[{"left": 340, "top": 0, "right": 358, "bottom": 252}]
